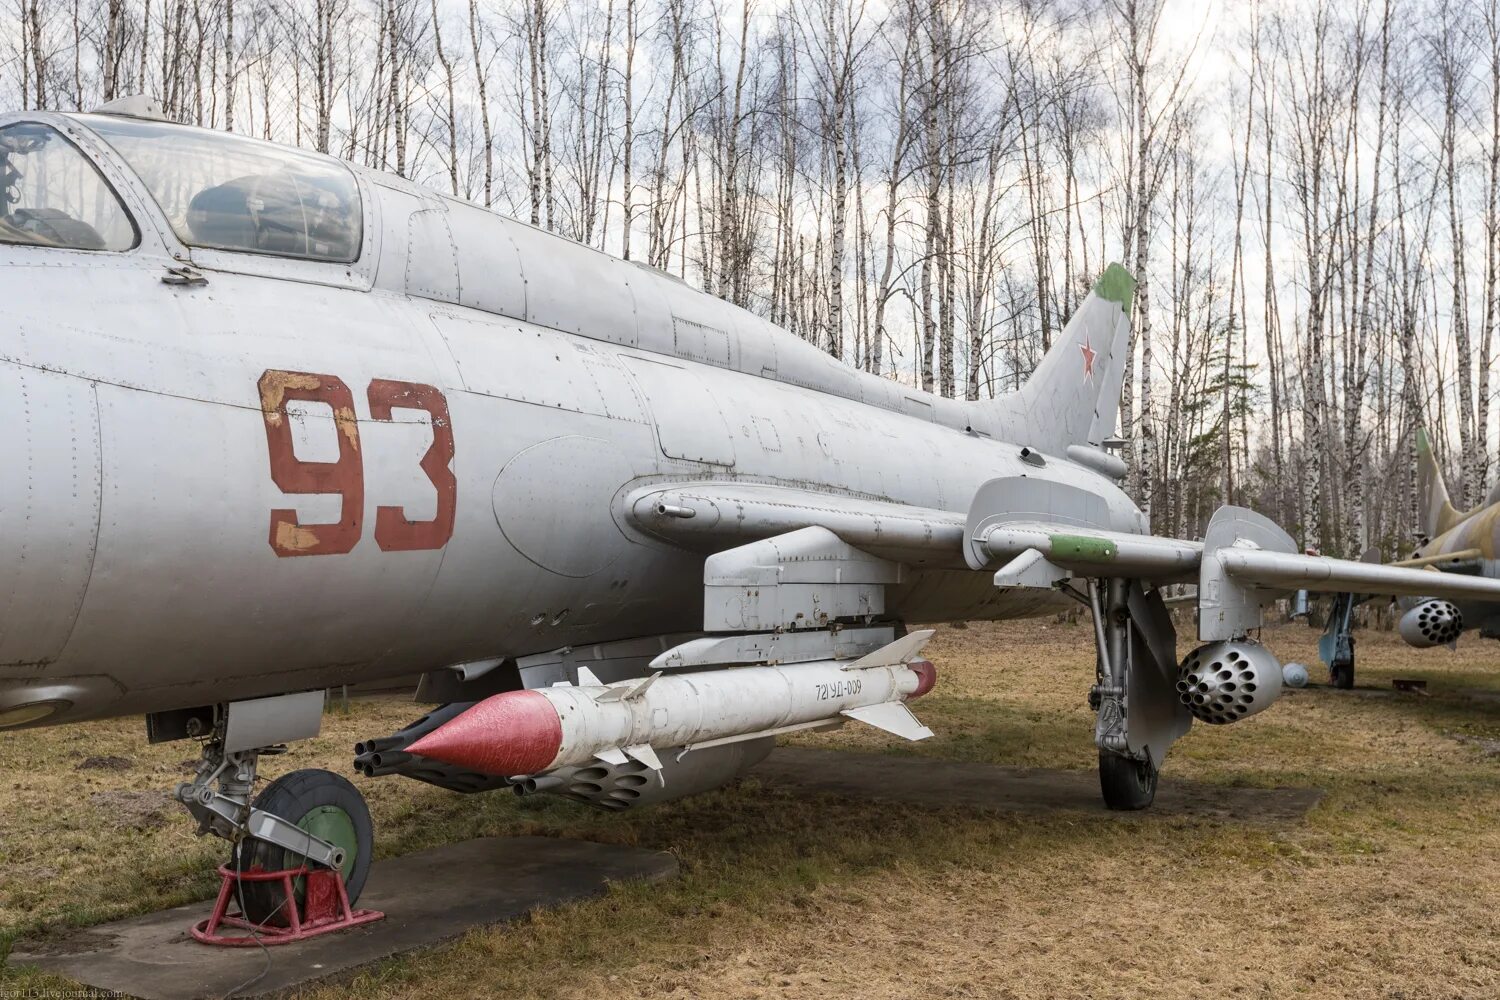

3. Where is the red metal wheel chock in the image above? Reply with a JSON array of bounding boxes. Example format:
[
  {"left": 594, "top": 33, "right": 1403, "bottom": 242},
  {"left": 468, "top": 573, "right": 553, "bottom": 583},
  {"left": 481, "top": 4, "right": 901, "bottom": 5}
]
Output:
[{"left": 191, "top": 864, "right": 384, "bottom": 946}]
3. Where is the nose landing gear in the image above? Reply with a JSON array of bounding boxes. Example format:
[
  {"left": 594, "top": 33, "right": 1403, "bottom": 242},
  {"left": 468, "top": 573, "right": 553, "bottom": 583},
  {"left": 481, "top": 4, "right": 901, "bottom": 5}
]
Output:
[{"left": 162, "top": 693, "right": 378, "bottom": 929}]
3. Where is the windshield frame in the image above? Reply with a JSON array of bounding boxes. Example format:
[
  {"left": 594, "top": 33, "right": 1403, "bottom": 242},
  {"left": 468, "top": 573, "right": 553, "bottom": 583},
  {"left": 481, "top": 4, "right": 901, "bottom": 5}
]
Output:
[{"left": 0, "top": 119, "right": 141, "bottom": 254}]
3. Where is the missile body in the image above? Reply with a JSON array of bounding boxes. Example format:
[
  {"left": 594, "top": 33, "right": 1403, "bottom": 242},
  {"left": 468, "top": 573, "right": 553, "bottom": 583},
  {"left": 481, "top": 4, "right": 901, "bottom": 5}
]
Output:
[{"left": 407, "top": 655, "right": 937, "bottom": 779}]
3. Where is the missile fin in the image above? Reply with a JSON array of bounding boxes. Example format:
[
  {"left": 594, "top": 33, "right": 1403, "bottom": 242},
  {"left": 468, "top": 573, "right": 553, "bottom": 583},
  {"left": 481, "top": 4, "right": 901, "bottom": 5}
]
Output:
[
  {"left": 623, "top": 743, "right": 663, "bottom": 769},
  {"left": 595, "top": 671, "right": 661, "bottom": 703},
  {"left": 845, "top": 629, "right": 936, "bottom": 670},
  {"left": 841, "top": 701, "right": 934, "bottom": 741},
  {"left": 594, "top": 747, "right": 629, "bottom": 765},
  {"left": 627, "top": 671, "right": 662, "bottom": 699},
  {"left": 575, "top": 666, "right": 604, "bottom": 687}
]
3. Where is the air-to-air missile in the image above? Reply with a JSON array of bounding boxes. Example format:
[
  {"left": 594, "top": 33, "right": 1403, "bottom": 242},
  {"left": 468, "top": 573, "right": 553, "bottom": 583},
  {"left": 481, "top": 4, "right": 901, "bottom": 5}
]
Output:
[{"left": 400, "top": 633, "right": 937, "bottom": 801}]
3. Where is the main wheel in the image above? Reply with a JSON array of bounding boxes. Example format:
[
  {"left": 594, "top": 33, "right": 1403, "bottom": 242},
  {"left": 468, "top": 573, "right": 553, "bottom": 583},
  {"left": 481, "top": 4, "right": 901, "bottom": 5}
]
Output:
[
  {"left": 1099, "top": 750, "right": 1158, "bottom": 811},
  {"left": 236, "top": 768, "right": 374, "bottom": 926},
  {"left": 1329, "top": 657, "right": 1355, "bottom": 690}
]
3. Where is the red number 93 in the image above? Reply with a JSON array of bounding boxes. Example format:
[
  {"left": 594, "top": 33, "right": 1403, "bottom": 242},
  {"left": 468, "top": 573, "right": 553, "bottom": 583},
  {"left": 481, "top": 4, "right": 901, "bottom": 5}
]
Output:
[{"left": 257, "top": 369, "right": 457, "bottom": 557}]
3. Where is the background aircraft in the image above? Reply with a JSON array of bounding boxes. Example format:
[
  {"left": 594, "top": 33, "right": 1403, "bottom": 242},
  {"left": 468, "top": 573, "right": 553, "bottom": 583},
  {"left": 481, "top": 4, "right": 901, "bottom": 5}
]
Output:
[
  {"left": 1313, "top": 428, "right": 1500, "bottom": 688},
  {"left": 3, "top": 101, "right": 1499, "bottom": 924}
]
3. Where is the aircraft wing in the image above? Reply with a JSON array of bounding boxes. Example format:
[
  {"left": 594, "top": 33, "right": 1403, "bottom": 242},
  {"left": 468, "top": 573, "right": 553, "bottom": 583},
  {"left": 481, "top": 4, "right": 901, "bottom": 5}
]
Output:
[
  {"left": 983, "top": 520, "right": 1500, "bottom": 600},
  {"left": 633, "top": 477, "right": 1500, "bottom": 640},
  {"left": 1211, "top": 548, "right": 1500, "bottom": 599}
]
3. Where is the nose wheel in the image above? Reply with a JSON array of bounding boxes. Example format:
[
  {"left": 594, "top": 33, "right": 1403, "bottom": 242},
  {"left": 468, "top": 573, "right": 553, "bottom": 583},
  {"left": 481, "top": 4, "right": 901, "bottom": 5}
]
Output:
[{"left": 235, "top": 768, "right": 374, "bottom": 926}]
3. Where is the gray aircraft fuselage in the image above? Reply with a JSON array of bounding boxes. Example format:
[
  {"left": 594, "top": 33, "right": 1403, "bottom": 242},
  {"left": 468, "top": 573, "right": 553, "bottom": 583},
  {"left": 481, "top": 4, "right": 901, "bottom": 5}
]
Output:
[{"left": 0, "top": 110, "right": 1140, "bottom": 729}]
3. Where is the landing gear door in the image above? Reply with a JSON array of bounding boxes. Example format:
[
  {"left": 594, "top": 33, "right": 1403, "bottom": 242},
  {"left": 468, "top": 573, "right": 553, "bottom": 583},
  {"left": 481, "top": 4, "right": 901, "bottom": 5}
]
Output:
[{"left": 1125, "top": 583, "right": 1191, "bottom": 767}]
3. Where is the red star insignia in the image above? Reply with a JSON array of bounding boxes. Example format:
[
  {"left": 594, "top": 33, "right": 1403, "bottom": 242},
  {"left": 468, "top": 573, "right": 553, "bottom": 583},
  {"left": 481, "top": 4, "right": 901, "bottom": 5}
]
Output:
[{"left": 1079, "top": 339, "right": 1097, "bottom": 382}]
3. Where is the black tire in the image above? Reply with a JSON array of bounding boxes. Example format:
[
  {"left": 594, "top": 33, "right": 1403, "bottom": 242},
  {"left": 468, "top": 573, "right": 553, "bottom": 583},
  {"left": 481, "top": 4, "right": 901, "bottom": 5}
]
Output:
[
  {"left": 1099, "top": 751, "right": 1158, "bottom": 811},
  {"left": 236, "top": 768, "right": 374, "bottom": 926},
  {"left": 1330, "top": 660, "right": 1355, "bottom": 690}
]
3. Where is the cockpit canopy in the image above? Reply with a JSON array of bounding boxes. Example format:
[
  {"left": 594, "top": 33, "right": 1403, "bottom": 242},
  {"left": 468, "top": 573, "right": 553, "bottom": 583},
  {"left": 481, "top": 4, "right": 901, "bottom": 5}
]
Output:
[{"left": 79, "top": 115, "right": 362, "bottom": 263}]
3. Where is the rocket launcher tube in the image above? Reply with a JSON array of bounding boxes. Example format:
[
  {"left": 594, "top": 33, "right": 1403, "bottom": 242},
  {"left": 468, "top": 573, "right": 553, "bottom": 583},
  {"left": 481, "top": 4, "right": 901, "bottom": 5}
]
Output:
[{"left": 407, "top": 658, "right": 936, "bottom": 778}]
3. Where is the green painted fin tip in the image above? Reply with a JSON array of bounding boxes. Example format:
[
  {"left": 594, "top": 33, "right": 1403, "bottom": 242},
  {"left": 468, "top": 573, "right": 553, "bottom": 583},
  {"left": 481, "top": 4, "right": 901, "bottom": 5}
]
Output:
[
  {"left": 1093, "top": 263, "right": 1136, "bottom": 314},
  {"left": 1416, "top": 426, "right": 1431, "bottom": 457}
]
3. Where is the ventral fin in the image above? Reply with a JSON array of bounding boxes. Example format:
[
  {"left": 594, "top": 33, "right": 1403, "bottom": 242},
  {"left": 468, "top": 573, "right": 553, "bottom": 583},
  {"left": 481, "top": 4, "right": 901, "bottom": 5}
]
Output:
[
  {"left": 594, "top": 747, "right": 629, "bottom": 766},
  {"left": 623, "top": 743, "right": 662, "bottom": 770}
]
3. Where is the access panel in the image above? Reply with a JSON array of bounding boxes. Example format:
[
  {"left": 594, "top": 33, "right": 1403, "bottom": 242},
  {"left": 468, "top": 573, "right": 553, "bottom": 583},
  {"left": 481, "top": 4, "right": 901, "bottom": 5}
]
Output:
[{"left": 621, "top": 356, "right": 736, "bottom": 467}]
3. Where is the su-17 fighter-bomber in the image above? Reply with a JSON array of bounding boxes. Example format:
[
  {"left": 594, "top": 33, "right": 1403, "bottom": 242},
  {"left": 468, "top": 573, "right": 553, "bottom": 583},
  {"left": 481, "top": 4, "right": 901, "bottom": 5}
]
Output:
[{"left": 2, "top": 100, "right": 1498, "bottom": 924}]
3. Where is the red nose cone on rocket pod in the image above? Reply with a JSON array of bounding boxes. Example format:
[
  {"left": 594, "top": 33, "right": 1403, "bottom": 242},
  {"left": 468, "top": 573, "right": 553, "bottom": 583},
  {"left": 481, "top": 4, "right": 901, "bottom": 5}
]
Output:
[{"left": 407, "top": 689, "right": 563, "bottom": 777}]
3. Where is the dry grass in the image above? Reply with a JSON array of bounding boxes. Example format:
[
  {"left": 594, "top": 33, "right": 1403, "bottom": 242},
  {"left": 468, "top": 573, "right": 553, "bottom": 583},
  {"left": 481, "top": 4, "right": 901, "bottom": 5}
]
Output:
[{"left": 4, "top": 618, "right": 1500, "bottom": 998}]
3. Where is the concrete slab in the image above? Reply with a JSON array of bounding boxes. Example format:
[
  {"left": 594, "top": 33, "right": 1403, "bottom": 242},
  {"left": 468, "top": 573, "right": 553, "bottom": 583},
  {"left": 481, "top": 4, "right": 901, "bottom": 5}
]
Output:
[
  {"left": 10, "top": 836, "right": 677, "bottom": 1000},
  {"left": 755, "top": 747, "right": 1323, "bottom": 823}
]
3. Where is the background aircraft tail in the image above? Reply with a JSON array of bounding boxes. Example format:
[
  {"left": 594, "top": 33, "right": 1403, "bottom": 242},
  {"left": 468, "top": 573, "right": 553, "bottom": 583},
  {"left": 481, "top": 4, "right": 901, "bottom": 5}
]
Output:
[
  {"left": 985, "top": 263, "right": 1135, "bottom": 456},
  {"left": 1416, "top": 427, "right": 1466, "bottom": 539}
]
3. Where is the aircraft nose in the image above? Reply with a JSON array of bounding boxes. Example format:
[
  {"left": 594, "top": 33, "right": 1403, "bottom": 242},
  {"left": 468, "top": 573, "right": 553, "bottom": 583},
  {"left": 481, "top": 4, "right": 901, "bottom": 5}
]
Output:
[{"left": 0, "top": 360, "right": 104, "bottom": 724}]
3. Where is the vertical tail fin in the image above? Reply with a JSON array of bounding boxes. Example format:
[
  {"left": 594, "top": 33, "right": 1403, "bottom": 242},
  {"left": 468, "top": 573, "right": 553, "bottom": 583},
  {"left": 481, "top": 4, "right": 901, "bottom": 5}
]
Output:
[
  {"left": 1416, "top": 427, "right": 1465, "bottom": 538},
  {"left": 981, "top": 264, "right": 1135, "bottom": 455}
]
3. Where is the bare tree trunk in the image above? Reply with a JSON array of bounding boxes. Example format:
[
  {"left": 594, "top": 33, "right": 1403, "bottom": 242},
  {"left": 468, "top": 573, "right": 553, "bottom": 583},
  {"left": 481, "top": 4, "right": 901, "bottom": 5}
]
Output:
[
  {"left": 432, "top": 0, "right": 457, "bottom": 193},
  {"left": 102, "top": 0, "right": 123, "bottom": 101},
  {"left": 1347, "top": 0, "right": 1391, "bottom": 553},
  {"left": 1482, "top": 0, "right": 1500, "bottom": 499},
  {"left": 871, "top": 20, "right": 914, "bottom": 378},
  {"left": 824, "top": 0, "right": 852, "bottom": 360},
  {"left": 386, "top": 0, "right": 401, "bottom": 172},
  {"left": 1225, "top": 70, "right": 1255, "bottom": 507},
  {"left": 621, "top": 0, "right": 635, "bottom": 255},
  {"left": 940, "top": 99, "right": 956, "bottom": 397},
  {"left": 1256, "top": 14, "right": 1285, "bottom": 511},
  {"left": 223, "top": 0, "right": 232, "bottom": 129},
  {"left": 467, "top": 0, "right": 492, "bottom": 205},
  {"left": 918, "top": 0, "right": 941, "bottom": 393},
  {"left": 71, "top": 0, "right": 82, "bottom": 109},
  {"left": 139, "top": 0, "right": 152, "bottom": 96},
  {"left": 29, "top": 0, "right": 45, "bottom": 109},
  {"left": 1438, "top": 10, "right": 1476, "bottom": 505}
]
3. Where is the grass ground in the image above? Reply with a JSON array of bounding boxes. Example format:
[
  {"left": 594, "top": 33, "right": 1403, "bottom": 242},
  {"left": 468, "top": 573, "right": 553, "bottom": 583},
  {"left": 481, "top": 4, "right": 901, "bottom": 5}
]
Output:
[{"left": 3, "top": 618, "right": 1500, "bottom": 998}]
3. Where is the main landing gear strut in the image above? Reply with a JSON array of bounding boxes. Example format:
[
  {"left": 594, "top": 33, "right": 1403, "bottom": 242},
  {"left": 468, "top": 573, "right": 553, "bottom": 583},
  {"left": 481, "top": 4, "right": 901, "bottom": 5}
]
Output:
[
  {"left": 1083, "top": 577, "right": 1190, "bottom": 811},
  {"left": 161, "top": 692, "right": 376, "bottom": 928}
]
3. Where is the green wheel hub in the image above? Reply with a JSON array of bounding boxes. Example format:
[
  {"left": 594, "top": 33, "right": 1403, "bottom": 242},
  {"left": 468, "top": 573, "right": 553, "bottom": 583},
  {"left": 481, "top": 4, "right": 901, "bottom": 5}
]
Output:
[
  {"left": 294, "top": 804, "right": 359, "bottom": 897},
  {"left": 299, "top": 805, "right": 359, "bottom": 874}
]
